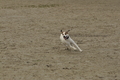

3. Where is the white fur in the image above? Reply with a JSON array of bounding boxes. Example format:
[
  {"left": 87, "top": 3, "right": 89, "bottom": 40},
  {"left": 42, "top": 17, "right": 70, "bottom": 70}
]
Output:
[{"left": 60, "top": 31, "right": 82, "bottom": 52}]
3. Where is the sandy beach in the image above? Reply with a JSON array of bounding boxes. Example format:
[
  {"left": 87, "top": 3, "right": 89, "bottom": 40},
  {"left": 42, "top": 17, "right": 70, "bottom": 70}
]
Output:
[{"left": 0, "top": 0, "right": 120, "bottom": 80}]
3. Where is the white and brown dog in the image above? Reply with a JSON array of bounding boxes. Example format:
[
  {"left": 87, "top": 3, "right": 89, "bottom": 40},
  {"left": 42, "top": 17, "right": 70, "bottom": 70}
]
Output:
[{"left": 60, "top": 30, "right": 82, "bottom": 52}]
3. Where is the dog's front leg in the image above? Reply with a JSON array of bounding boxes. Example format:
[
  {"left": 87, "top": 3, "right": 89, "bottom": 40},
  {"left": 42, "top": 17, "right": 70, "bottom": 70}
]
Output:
[{"left": 63, "top": 44, "right": 69, "bottom": 50}]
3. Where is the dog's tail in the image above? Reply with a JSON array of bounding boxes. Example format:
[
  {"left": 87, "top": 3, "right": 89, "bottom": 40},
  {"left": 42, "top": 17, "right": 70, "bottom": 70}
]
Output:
[{"left": 71, "top": 39, "right": 82, "bottom": 52}]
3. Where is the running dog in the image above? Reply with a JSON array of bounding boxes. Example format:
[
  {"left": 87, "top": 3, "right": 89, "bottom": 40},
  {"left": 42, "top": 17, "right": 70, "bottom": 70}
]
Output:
[{"left": 60, "top": 30, "right": 82, "bottom": 52}]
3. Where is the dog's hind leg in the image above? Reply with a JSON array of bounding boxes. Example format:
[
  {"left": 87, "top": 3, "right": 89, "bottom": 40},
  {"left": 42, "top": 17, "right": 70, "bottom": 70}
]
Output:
[
  {"left": 68, "top": 43, "right": 77, "bottom": 50},
  {"left": 70, "top": 39, "right": 82, "bottom": 52}
]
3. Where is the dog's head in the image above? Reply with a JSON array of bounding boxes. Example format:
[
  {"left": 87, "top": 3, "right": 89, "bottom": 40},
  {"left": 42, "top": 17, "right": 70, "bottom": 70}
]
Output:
[{"left": 61, "top": 30, "right": 70, "bottom": 40}]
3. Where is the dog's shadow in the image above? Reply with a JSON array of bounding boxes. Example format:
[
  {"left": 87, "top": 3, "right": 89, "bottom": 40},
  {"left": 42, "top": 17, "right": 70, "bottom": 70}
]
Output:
[{"left": 58, "top": 48, "right": 82, "bottom": 54}]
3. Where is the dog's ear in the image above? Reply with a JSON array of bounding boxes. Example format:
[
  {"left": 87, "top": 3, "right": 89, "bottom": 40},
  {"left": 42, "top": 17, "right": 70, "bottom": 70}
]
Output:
[
  {"left": 61, "top": 30, "right": 63, "bottom": 33},
  {"left": 67, "top": 30, "right": 70, "bottom": 32},
  {"left": 66, "top": 30, "right": 70, "bottom": 34}
]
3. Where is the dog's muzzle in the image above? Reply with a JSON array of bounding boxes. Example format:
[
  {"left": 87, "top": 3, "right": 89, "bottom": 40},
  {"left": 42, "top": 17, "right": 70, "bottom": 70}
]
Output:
[{"left": 63, "top": 36, "right": 69, "bottom": 40}]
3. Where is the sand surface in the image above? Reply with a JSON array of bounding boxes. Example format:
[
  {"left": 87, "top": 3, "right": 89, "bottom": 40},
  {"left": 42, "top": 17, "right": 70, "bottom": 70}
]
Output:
[{"left": 0, "top": 0, "right": 120, "bottom": 80}]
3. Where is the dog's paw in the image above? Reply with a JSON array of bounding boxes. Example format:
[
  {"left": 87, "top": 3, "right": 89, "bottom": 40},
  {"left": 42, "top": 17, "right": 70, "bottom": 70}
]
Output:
[
  {"left": 79, "top": 49, "right": 82, "bottom": 52},
  {"left": 73, "top": 47, "right": 77, "bottom": 50},
  {"left": 74, "top": 49, "right": 77, "bottom": 51}
]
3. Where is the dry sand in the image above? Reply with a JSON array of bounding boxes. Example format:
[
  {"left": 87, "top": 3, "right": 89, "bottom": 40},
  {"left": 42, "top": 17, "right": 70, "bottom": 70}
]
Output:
[{"left": 0, "top": 0, "right": 120, "bottom": 80}]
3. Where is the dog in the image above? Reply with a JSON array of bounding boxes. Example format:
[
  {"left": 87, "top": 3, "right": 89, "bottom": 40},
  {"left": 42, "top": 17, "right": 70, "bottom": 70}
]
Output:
[{"left": 60, "top": 30, "right": 82, "bottom": 52}]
